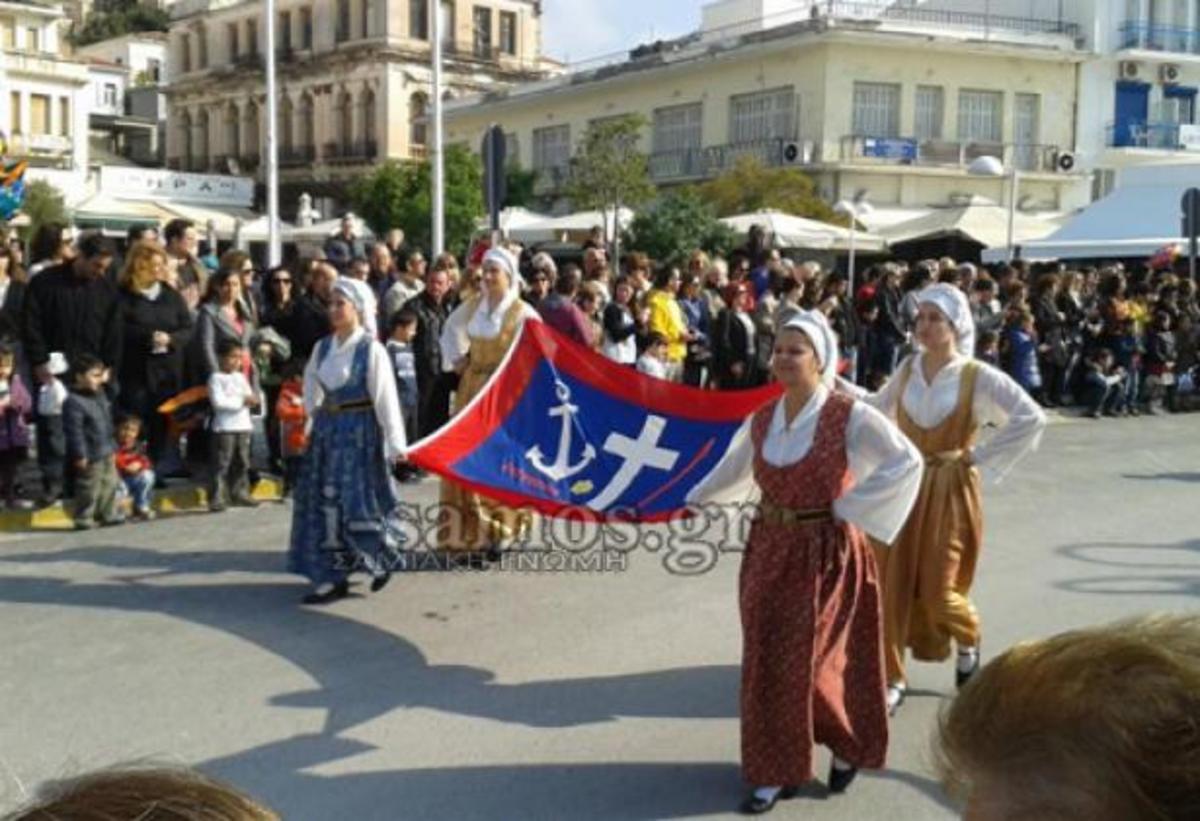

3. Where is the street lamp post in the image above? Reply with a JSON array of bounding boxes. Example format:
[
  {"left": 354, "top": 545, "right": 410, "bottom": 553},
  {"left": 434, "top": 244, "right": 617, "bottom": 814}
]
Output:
[
  {"left": 967, "top": 155, "right": 1018, "bottom": 263},
  {"left": 834, "top": 194, "right": 871, "bottom": 295}
]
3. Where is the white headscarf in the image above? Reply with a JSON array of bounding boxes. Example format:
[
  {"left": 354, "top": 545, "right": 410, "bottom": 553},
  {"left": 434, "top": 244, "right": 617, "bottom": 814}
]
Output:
[
  {"left": 334, "top": 276, "right": 378, "bottom": 339},
  {"left": 780, "top": 309, "right": 839, "bottom": 387},
  {"left": 917, "top": 282, "right": 975, "bottom": 355},
  {"left": 483, "top": 247, "right": 521, "bottom": 294},
  {"left": 469, "top": 246, "right": 522, "bottom": 331}
]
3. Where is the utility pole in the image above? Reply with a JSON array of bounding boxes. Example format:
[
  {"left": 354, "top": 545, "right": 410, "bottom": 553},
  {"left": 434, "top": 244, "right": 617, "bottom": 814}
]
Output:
[
  {"left": 431, "top": 0, "right": 445, "bottom": 256},
  {"left": 264, "top": 0, "right": 280, "bottom": 266}
]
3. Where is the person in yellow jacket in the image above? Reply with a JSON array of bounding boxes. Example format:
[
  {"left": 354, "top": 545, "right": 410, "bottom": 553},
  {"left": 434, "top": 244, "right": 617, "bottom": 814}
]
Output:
[{"left": 646, "top": 267, "right": 693, "bottom": 382}]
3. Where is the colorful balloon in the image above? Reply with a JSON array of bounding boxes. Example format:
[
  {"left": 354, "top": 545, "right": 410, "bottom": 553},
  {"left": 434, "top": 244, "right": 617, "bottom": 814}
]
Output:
[{"left": 0, "top": 130, "right": 25, "bottom": 221}]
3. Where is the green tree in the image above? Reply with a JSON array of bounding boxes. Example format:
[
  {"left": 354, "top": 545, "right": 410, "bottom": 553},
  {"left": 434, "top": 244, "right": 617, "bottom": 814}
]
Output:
[
  {"left": 349, "top": 144, "right": 483, "bottom": 256},
  {"left": 72, "top": 1, "right": 169, "bottom": 47},
  {"left": 503, "top": 164, "right": 537, "bottom": 209},
  {"left": 698, "top": 155, "right": 847, "bottom": 225},
  {"left": 564, "top": 114, "right": 655, "bottom": 244},
  {"left": 20, "top": 179, "right": 68, "bottom": 242},
  {"left": 623, "top": 189, "right": 738, "bottom": 267}
]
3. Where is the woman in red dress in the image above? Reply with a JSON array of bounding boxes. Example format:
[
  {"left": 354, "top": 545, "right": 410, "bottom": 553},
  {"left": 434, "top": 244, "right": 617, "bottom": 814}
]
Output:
[{"left": 691, "top": 310, "right": 923, "bottom": 814}]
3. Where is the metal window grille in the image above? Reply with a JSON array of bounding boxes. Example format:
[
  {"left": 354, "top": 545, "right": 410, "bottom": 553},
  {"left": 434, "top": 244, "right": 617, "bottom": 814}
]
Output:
[
  {"left": 729, "top": 87, "right": 795, "bottom": 144},
  {"left": 653, "top": 103, "right": 703, "bottom": 153},
  {"left": 852, "top": 82, "right": 900, "bottom": 137},
  {"left": 915, "top": 85, "right": 943, "bottom": 140},
  {"left": 532, "top": 124, "right": 571, "bottom": 172},
  {"left": 957, "top": 89, "right": 1003, "bottom": 142}
]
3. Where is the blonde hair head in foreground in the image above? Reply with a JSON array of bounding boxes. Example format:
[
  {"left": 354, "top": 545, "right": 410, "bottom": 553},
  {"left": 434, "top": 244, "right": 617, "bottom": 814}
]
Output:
[
  {"left": 4, "top": 764, "right": 279, "bottom": 821},
  {"left": 936, "top": 613, "right": 1200, "bottom": 821}
]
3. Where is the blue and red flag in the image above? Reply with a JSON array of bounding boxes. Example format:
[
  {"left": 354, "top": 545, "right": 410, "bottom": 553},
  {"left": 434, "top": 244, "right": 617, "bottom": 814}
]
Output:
[{"left": 406, "top": 320, "right": 781, "bottom": 522}]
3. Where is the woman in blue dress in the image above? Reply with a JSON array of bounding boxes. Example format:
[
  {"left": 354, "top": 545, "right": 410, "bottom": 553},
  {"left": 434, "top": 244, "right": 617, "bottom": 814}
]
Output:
[{"left": 288, "top": 277, "right": 408, "bottom": 605}]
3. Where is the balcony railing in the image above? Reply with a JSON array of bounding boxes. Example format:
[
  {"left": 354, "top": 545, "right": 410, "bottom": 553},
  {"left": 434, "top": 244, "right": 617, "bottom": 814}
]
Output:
[
  {"left": 279, "top": 145, "right": 316, "bottom": 167},
  {"left": 239, "top": 153, "right": 261, "bottom": 171},
  {"left": 648, "top": 138, "right": 801, "bottom": 182},
  {"left": 22, "top": 133, "right": 73, "bottom": 153},
  {"left": 1106, "top": 120, "right": 1196, "bottom": 149},
  {"left": 323, "top": 140, "right": 378, "bottom": 163},
  {"left": 839, "top": 135, "right": 1064, "bottom": 172},
  {"left": 1118, "top": 20, "right": 1200, "bottom": 53},
  {"left": 819, "top": 1, "right": 1079, "bottom": 39}
]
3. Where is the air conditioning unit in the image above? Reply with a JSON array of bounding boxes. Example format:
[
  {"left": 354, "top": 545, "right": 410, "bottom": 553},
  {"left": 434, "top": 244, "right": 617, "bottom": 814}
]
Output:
[
  {"left": 1161, "top": 63, "right": 1182, "bottom": 84},
  {"left": 1119, "top": 60, "right": 1142, "bottom": 80},
  {"left": 781, "top": 140, "right": 812, "bottom": 166},
  {"left": 1053, "top": 150, "right": 1077, "bottom": 173}
]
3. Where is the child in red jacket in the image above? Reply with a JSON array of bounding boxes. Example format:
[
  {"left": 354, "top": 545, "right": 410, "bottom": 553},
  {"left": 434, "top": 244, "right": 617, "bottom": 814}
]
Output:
[
  {"left": 115, "top": 415, "right": 156, "bottom": 520},
  {"left": 274, "top": 363, "right": 308, "bottom": 496}
]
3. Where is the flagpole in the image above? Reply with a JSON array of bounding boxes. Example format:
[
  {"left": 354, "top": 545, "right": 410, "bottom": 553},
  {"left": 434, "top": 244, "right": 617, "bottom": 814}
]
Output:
[
  {"left": 264, "top": 0, "right": 280, "bottom": 266},
  {"left": 431, "top": 0, "right": 445, "bottom": 257}
]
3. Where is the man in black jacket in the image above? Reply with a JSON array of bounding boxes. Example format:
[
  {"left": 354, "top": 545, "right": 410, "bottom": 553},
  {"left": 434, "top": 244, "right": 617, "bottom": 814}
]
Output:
[
  {"left": 24, "top": 233, "right": 123, "bottom": 388},
  {"left": 872, "top": 264, "right": 906, "bottom": 379},
  {"left": 403, "top": 268, "right": 453, "bottom": 439}
]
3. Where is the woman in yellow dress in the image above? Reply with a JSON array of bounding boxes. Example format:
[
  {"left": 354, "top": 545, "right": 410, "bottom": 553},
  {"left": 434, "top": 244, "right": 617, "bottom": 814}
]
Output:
[
  {"left": 863, "top": 283, "right": 1046, "bottom": 713},
  {"left": 437, "top": 247, "right": 538, "bottom": 566}
]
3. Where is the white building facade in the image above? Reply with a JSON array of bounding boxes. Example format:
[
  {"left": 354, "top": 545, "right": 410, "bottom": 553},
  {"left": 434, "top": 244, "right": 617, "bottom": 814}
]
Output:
[
  {"left": 164, "top": 0, "right": 556, "bottom": 217},
  {"left": 77, "top": 33, "right": 170, "bottom": 165},
  {"left": 446, "top": 0, "right": 1091, "bottom": 226},
  {"left": 0, "top": 0, "right": 90, "bottom": 189}
]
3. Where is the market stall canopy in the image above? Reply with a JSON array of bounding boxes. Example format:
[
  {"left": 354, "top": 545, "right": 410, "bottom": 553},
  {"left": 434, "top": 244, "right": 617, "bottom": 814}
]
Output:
[
  {"left": 721, "top": 209, "right": 887, "bottom": 252},
  {"left": 505, "top": 207, "right": 634, "bottom": 244},
  {"left": 881, "top": 200, "right": 1057, "bottom": 250},
  {"left": 476, "top": 206, "right": 552, "bottom": 235},
  {"left": 980, "top": 177, "right": 1194, "bottom": 262},
  {"left": 163, "top": 202, "right": 276, "bottom": 241},
  {"left": 285, "top": 215, "right": 375, "bottom": 243},
  {"left": 71, "top": 192, "right": 179, "bottom": 235}
]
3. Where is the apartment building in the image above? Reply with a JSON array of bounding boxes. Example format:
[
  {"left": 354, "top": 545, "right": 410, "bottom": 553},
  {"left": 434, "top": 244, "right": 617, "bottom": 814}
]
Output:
[
  {"left": 0, "top": 0, "right": 91, "bottom": 184},
  {"left": 165, "top": 0, "right": 556, "bottom": 216},
  {"left": 1064, "top": 0, "right": 1200, "bottom": 195},
  {"left": 445, "top": 0, "right": 1092, "bottom": 226},
  {"left": 76, "top": 32, "right": 169, "bottom": 165}
]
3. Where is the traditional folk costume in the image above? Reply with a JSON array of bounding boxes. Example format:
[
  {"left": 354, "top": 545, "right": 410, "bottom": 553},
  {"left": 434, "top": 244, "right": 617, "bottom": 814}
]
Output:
[
  {"left": 865, "top": 284, "right": 1045, "bottom": 699},
  {"left": 288, "top": 278, "right": 408, "bottom": 598},
  {"left": 437, "top": 248, "right": 538, "bottom": 553},
  {"left": 690, "top": 311, "right": 923, "bottom": 802}
]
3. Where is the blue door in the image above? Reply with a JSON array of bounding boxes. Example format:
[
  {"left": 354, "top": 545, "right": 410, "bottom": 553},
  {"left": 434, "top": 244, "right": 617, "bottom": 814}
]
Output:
[{"left": 1114, "top": 81, "right": 1150, "bottom": 147}]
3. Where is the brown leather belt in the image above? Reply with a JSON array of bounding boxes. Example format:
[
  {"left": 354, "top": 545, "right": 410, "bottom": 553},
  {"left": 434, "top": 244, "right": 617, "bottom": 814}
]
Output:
[
  {"left": 757, "top": 501, "right": 833, "bottom": 527},
  {"left": 925, "top": 449, "right": 969, "bottom": 467}
]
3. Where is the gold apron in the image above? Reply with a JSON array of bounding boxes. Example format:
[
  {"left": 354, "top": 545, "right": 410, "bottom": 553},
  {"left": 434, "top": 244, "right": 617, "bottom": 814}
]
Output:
[
  {"left": 874, "top": 358, "right": 983, "bottom": 685},
  {"left": 437, "top": 297, "right": 533, "bottom": 551}
]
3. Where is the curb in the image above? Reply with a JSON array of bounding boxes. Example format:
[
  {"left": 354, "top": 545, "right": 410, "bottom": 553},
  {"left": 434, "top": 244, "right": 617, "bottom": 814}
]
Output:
[{"left": 0, "top": 476, "right": 285, "bottom": 532}]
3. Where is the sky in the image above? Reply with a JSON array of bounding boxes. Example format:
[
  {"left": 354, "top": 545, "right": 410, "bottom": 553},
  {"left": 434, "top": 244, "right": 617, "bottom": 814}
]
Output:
[{"left": 541, "top": 0, "right": 702, "bottom": 65}]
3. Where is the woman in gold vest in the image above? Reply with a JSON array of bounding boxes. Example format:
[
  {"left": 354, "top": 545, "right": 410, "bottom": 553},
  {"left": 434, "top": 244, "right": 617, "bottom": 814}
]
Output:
[
  {"left": 864, "top": 283, "right": 1045, "bottom": 713},
  {"left": 437, "top": 247, "right": 538, "bottom": 567}
]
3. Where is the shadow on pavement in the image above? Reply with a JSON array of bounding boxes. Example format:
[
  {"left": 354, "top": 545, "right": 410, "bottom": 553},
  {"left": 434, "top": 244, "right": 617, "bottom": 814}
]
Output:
[
  {"left": 0, "top": 545, "right": 954, "bottom": 819},
  {"left": 1120, "top": 472, "right": 1200, "bottom": 483},
  {"left": 1054, "top": 539, "right": 1200, "bottom": 598}
]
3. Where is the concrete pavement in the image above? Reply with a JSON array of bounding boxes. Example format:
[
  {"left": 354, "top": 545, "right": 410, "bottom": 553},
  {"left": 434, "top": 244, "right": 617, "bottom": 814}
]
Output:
[{"left": 0, "top": 411, "right": 1196, "bottom": 819}]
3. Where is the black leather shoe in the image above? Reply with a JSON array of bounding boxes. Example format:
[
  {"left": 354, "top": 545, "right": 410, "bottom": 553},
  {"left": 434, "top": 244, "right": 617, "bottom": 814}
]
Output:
[
  {"left": 370, "top": 572, "right": 391, "bottom": 593},
  {"left": 485, "top": 545, "right": 503, "bottom": 563},
  {"left": 738, "top": 786, "right": 798, "bottom": 815},
  {"left": 828, "top": 763, "right": 858, "bottom": 794},
  {"left": 956, "top": 649, "right": 981, "bottom": 689},
  {"left": 301, "top": 581, "right": 349, "bottom": 605}
]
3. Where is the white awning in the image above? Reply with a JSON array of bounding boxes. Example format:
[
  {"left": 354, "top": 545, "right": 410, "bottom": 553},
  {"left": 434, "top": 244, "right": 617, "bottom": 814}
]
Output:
[
  {"left": 721, "top": 209, "right": 888, "bottom": 252},
  {"left": 285, "top": 215, "right": 375, "bottom": 243},
  {"left": 881, "top": 202, "right": 1058, "bottom": 250},
  {"left": 161, "top": 202, "right": 279, "bottom": 241},
  {"left": 981, "top": 181, "right": 1194, "bottom": 262},
  {"left": 505, "top": 207, "right": 635, "bottom": 244}
]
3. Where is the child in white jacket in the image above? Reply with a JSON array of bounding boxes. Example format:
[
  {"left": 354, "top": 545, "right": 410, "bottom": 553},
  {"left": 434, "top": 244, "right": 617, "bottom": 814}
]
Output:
[{"left": 207, "top": 340, "right": 260, "bottom": 512}]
